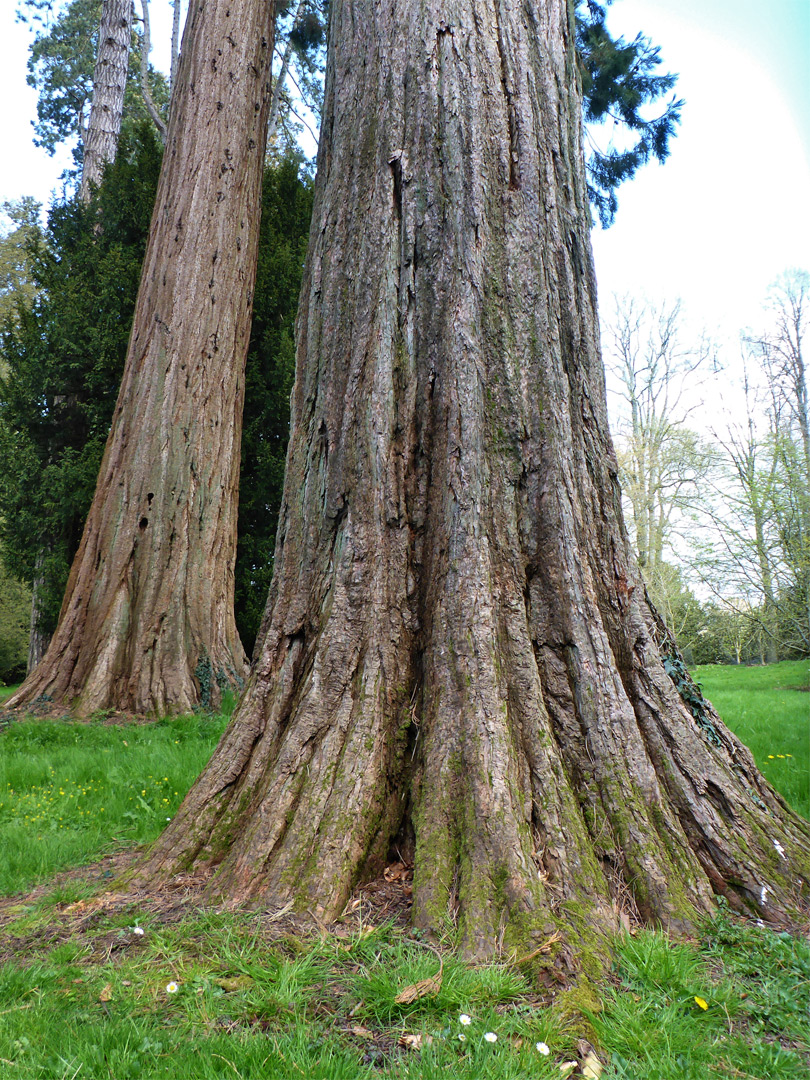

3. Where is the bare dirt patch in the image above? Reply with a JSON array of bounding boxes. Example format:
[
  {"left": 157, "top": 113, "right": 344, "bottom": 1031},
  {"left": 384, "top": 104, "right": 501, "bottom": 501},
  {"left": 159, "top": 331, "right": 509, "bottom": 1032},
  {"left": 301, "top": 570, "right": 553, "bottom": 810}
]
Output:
[{"left": 0, "top": 849, "right": 414, "bottom": 966}]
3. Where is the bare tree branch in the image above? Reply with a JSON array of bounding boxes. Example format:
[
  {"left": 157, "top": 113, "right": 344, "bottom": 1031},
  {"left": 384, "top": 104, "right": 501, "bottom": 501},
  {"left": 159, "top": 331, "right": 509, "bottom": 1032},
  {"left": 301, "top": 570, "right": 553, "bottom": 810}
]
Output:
[{"left": 138, "top": 0, "right": 167, "bottom": 143}]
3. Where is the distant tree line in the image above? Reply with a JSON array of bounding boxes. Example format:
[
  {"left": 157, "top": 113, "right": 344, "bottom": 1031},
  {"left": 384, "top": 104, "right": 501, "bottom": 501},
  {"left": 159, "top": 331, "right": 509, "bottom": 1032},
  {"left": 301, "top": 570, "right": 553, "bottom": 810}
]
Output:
[{"left": 604, "top": 279, "right": 810, "bottom": 668}]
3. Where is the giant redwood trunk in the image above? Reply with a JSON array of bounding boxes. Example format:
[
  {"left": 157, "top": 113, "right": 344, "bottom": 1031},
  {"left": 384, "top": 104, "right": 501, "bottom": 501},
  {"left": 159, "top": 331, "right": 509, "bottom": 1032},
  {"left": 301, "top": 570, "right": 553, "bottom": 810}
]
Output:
[
  {"left": 137, "top": 0, "right": 810, "bottom": 957},
  {"left": 8, "top": 0, "right": 276, "bottom": 715},
  {"left": 79, "top": 0, "right": 132, "bottom": 204}
]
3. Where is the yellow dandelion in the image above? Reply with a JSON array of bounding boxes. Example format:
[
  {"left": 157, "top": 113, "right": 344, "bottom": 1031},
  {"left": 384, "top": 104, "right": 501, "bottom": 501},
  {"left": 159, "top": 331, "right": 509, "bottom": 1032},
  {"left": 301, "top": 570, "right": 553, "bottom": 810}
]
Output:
[{"left": 694, "top": 996, "right": 709, "bottom": 1010}]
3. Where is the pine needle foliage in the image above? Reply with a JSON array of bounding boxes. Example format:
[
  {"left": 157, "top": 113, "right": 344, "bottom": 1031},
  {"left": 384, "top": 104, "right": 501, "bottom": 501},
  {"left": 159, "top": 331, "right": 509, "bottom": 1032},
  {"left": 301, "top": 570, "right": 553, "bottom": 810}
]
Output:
[
  {"left": 20, "top": 0, "right": 170, "bottom": 169},
  {"left": 576, "top": 1, "right": 683, "bottom": 226}
]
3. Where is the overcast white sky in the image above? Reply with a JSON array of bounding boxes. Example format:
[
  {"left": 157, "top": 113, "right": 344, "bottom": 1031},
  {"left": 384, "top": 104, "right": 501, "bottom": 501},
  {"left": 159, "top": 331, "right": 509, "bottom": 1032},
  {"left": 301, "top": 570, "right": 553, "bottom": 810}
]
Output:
[
  {"left": 1, "top": 0, "right": 808, "bottom": 346},
  {"left": 591, "top": 0, "right": 810, "bottom": 345}
]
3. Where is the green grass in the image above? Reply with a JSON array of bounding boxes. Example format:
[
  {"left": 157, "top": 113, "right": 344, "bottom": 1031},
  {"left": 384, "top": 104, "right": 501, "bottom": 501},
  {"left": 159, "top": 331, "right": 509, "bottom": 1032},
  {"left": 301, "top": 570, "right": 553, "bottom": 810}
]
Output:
[
  {"left": 694, "top": 660, "right": 809, "bottom": 819},
  {"left": 0, "top": 714, "right": 227, "bottom": 896},
  {"left": 0, "top": 913, "right": 565, "bottom": 1080},
  {"left": 595, "top": 909, "right": 810, "bottom": 1079},
  {"left": 4, "top": 662, "right": 804, "bottom": 901},
  {"left": 0, "top": 906, "right": 805, "bottom": 1079},
  {"left": 0, "top": 662, "right": 807, "bottom": 1076},
  {"left": 0, "top": 684, "right": 20, "bottom": 704}
]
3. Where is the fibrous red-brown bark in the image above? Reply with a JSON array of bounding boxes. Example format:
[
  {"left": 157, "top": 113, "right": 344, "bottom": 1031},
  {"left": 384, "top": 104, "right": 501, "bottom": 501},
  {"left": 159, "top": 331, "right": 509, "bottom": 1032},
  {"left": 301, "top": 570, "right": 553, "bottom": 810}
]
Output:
[
  {"left": 137, "top": 0, "right": 810, "bottom": 957},
  {"left": 9, "top": 0, "right": 276, "bottom": 716},
  {"left": 79, "top": 0, "right": 132, "bottom": 204}
]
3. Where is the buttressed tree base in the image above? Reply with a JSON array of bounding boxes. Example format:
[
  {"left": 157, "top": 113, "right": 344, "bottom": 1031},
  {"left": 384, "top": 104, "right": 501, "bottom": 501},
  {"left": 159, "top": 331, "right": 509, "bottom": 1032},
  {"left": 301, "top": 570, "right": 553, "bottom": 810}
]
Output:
[{"left": 136, "top": 0, "right": 809, "bottom": 962}]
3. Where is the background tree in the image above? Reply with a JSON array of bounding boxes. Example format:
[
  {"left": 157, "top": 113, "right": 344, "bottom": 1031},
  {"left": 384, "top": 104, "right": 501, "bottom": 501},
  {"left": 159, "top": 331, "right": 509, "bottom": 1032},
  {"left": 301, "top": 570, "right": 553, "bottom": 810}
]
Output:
[
  {"left": 0, "top": 199, "right": 42, "bottom": 330},
  {"left": 135, "top": 0, "right": 168, "bottom": 143},
  {"left": 754, "top": 271, "right": 810, "bottom": 653},
  {"left": 137, "top": 0, "right": 809, "bottom": 962},
  {"left": 23, "top": 0, "right": 102, "bottom": 158},
  {"left": 7, "top": 0, "right": 277, "bottom": 715},
  {"left": 19, "top": 0, "right": 168, "bottom": 665},
  {"left": 0, "top": 203, "right": 40, "bottom": 681},
  {"left": 755, "top": 271, "right": 810, "bottom": 477},
  {"left": 770, "top": 431, "right": 810, "bottom": 654},
  {"left": 0, "top": 562, "right": 31, "bottom": 685},
  {"left": 169, "top": 0, "right": 182, "bottom": 91},
  {"left": 604, "top": 297, "right": 716, "bottom": 615},
  {"left": 78, "top": 0, "right": 133, "bottom": 201},
  {"left": 0, "top": 139, "right": 313, "bottom": 680},
  {"left": 699, "top": 370, "right": 783, "bottom": 663},
  {"left": 693, "top": 277, "right": 810, "bottom": 662},
  {"left": 22, "top": 0, "right": 169, "bottom": 176},
  {"left": 0, "top": 125, "right": 162, "bottom": 663},
  {"left": 689, "top": 602, "right": 759, "bottom": 667},
  {"left": 575, "top": 0, "right": 683, "bottom": 226},
  {"left": 267, "top": 0, "right": 327, "bottom": 156},
  {"left": 0, "top": 198, "right": 45, "bottom": 669}
]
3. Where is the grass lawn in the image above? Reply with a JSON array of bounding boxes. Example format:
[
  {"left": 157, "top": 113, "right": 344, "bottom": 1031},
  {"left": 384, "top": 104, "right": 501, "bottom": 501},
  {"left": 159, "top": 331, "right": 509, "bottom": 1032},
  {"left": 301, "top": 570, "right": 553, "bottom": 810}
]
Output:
[
  {"left": 695, "top": 660, "right": 809, "bottom": 820},
  {"left": 0, "top": 898, "right": 806, "bottom": 1079},
  {"left": 0, "top": 714, "right": 227, "bottom": 896},
  {"left": 0, "top": 684, "right": 19, "bottom": 704},
  {"left": 0, "top": 663, "right": 807, "bottom": 1078}
]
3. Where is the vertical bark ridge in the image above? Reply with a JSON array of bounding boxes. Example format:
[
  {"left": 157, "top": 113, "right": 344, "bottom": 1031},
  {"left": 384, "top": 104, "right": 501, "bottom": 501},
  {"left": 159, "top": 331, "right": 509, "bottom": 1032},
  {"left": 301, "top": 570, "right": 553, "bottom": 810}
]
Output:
[{"left": 135, "top": 0, "right": 810, "bottom": 957}]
